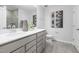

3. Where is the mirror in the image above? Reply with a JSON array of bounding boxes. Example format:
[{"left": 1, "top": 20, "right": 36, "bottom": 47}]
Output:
[
  {"left": 6, "top": 5, "right": 37, "bottom": 29},
  {"left": 7, "top": 6, "right": 18, "bottom": 28}
]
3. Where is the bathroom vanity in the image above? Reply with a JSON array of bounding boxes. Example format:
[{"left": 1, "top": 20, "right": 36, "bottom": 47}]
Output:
[{"left": 0, "top": 29, "right": 47, "bottom": 53}]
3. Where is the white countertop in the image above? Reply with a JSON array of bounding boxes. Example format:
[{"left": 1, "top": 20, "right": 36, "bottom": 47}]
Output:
[{"left": 0, "top": 29, "right": 46, "bottom": 46}]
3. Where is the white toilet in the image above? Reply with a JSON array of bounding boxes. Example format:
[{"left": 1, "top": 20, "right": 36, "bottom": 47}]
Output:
[
  {"left": 46, "top": 34, "right": 56, "bottom": 41},
  {"left": 46, "top": 29, "right": 57, "bottom": 41}
]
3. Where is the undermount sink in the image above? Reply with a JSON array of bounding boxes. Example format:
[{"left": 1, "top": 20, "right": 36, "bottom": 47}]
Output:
[
  {"left": 0, "top": 28, "right": 36, "bottom": 37},
  {"left": 0, "top": 31, "right": 23, "bottom": 37}
]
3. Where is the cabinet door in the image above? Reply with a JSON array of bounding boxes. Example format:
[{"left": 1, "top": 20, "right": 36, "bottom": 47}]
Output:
[
  {"left": 36, "top": 31, "right": 47, "bottom": 53},
  {"left": 37, "top": 40, "right": 43, "bottom": 53},
  {"left": 37, "top": 46, "right": 43, "bottom": 53},
  {"left": 12, "top": 46, "right": 25, "bottom": 53},
  {"left": 37, "top": 40, "right": 43, "bottom": 48},
  {"left": 26, "top": 40, "right": 36, "bottom": 50}
]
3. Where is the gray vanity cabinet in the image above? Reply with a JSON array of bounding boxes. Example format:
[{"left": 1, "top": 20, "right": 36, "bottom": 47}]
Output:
[
  {"left": 25, "top": 30, "right": 46, "bottom": 53},
  {"left": 36, "top": 31, "right": 46, "bottom": 53},
  {"left": 0, "top": 37, "right": 28, "bottom": 53},
  {"left": 0, "top": 30, "right": 46, "bottom": 53},
  {"left": 12, "top": 34, "right": 36, "bottom": 53},
  {"left": 0, "top": 34, "right": 36, "bottom": 53}
]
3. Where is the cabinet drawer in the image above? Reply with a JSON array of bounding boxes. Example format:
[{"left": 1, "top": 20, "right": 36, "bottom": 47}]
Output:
[
  {"left": 26, "top": 40, "right": 36, "bottom": 50},
  {"left": 0, "top": 34, "right": 36, "bottom": 53},
  {"left": 37, "top": 31, "right": 46, "bottom": 37},
  {"left": 26, "top": 45, "right": 36, "bottom": 53},
  {"left": 12, "top": 46, "right": 25, "bottom": 53},
  {"left": 26, "top": 34, "right": 36, "bottom": 43},
  {"left": 37, "top": 36, "right": 43, "bottom": 42}
]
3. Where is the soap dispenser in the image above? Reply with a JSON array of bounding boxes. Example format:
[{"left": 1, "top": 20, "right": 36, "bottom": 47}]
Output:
[{"left": 22, "top": 20, "right": 28, "bottom": 31}]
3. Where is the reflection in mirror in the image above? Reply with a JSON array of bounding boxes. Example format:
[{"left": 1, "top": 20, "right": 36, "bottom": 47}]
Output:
[
  {"left": 6, "top": 5, "right": 37, "bottom": 29},
  {"left": 7, "top": 6, "right": 18, "bottom": 29},
  {"left": 33, "top": 15, "right": 37, "bottom": 27}
]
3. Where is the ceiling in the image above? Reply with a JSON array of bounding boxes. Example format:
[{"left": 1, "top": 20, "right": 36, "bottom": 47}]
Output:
[{"left": 7, "top": 5, "right": 37, "bottom": 12}]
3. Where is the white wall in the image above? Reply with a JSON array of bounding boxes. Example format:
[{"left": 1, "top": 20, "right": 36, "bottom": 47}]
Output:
[
  {"left": 0, "top": 6, "right": 6, "bottom": 29},
  {"left": 37, "top": 6, "right": 45, "bottom": 29},
  {"left": 73, "top": 6, "right": 79, "bottom": 27},
  {"left": 18, "top": 9, "right": 31, "bottom": 21},
  {"left": 45, "top": 5, "right": 73, "bottom": 43}
]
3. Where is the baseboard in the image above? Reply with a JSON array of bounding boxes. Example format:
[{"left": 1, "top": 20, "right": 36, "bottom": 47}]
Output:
[
  {"left": 55, "top": 39, "right": 79, "bottom": 52},
  {"left": 55, "top": 39, "right": 74, "bottom": 45},
  {"left": 47, "top": 37, "right": 75, "bottom": 46}
]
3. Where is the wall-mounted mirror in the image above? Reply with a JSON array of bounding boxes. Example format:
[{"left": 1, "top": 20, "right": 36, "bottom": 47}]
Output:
[
  {"left": 7, "top": 6, "right": 18, "bottom": 28},
  {"left": 6, "top": 5, "right": 37, "bottom": 29}
]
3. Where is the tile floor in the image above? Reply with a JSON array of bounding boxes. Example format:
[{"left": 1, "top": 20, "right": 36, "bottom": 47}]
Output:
[{"left": 43, "top": 39, "right": 78, "bottom": 53}]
